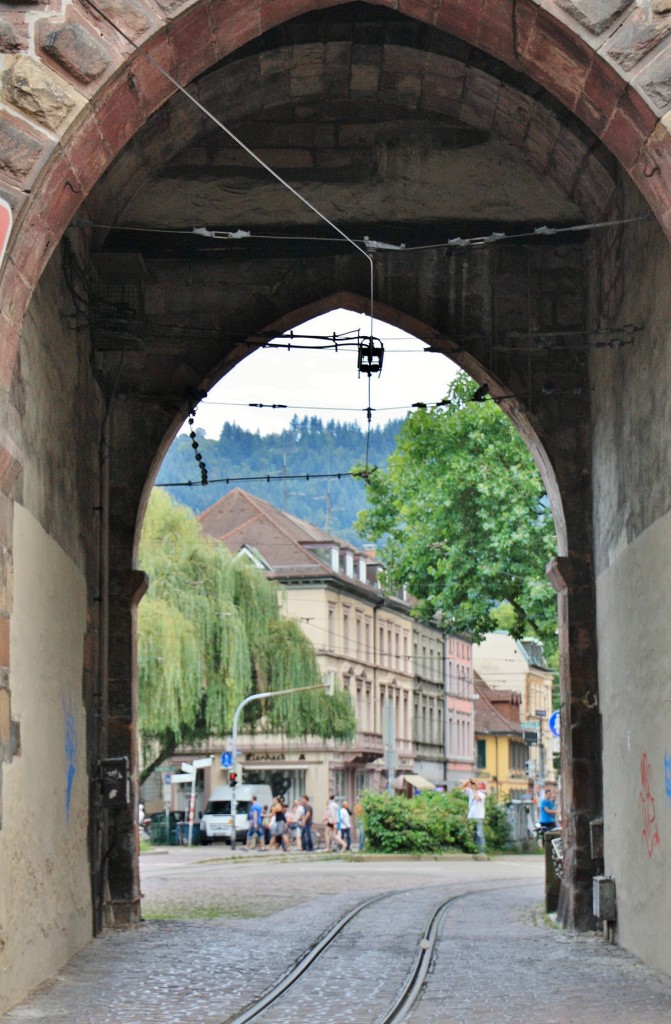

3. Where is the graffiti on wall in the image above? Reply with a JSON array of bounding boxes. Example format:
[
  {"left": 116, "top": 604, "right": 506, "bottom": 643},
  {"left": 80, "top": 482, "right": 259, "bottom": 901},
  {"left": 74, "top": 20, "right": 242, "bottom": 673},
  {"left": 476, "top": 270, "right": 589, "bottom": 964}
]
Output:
[
  {"left": 665, "top": 753, "right": 671, "bottom": 808},
  {"left": 640, "top": 752, "right": 660, "bottom": 857},
  {"left": 63, "top": 698, "right": 77, "bottom": 826}
]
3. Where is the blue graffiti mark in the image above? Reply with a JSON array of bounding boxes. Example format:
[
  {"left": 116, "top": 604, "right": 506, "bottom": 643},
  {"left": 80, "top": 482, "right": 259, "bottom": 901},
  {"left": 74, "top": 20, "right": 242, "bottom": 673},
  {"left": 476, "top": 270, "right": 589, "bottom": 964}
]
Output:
[
  {"left": 63, "top": 699, "right": 77, "bottom": 826},
  {"left": 665, "top": 753, "right": 671, "bottom": 808}
]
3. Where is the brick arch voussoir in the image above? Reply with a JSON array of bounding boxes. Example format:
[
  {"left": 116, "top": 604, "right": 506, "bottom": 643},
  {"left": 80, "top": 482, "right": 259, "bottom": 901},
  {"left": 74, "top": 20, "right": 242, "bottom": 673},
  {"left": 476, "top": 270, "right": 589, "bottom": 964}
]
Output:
[{"left": 2, "top": 0, "right": 671, "bottom": 385}]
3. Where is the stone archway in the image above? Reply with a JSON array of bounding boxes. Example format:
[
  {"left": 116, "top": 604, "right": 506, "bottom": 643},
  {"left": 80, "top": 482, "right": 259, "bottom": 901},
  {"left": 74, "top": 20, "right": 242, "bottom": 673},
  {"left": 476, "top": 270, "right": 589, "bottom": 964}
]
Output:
[{"left": 2, "top": 0, "right": 671, "bottom": 1011}]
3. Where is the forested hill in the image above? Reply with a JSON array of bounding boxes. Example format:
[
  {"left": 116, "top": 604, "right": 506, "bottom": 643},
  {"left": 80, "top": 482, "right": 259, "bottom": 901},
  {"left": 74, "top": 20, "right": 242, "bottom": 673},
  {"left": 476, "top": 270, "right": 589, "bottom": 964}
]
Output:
[{"left": 156, "top": 416, "right": 404, "bottom": 545}]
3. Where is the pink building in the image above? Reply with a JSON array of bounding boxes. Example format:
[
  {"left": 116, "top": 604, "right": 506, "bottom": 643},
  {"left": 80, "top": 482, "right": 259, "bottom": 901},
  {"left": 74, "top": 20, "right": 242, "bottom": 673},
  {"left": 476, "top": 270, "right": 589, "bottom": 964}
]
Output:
[{"left": 444, "top": 635, "right": 475, "bottom": 787}]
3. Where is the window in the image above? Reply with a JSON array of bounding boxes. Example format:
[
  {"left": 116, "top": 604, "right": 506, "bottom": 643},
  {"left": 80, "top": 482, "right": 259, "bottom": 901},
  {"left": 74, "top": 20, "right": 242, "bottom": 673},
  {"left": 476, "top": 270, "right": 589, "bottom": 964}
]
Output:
[
  {"left": 510, "top": 742, "right": 526, "bottom": 771},
  {"left": 343, "top": 607, "right": 350, "bottom": 653},
  {"left": 327, "top": 605, "right": 335, "bottom": 652},
  {"left": 476, "top": 739, "right": 487, "bottom": 769}
]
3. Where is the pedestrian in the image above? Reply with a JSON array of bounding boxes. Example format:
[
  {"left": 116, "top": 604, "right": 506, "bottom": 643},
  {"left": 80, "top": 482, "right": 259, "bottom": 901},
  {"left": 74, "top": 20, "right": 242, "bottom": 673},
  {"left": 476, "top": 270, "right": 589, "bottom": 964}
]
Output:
[
  {"left": 246, "top": 793, "right": 264, "bottom": 850},
  {"left": 539, "top": 786, "right": 557, "bottom": 833},
  {"left": 460, "top": 778, "right": 486, "bottom": 853},
  {"left": 288, "top": 799, "right": 303, "bottom": 850},
  {"left": 354, "top": 799, "right": 364, "bottom": 850},
  {"left": 301, "top": 794, "right": 314, "bottom": 851},
  {"left": 340, "top": 800, "right": 352, "bottom": 850},
  {"left": 262, "top": 805, "right": 271, "bottom": 848},
  {"left": 324, "top": 794, "right": 346, "bottom": 851},
  {"left": 270, "top": 797, "right": 289, "bottom": 851}
]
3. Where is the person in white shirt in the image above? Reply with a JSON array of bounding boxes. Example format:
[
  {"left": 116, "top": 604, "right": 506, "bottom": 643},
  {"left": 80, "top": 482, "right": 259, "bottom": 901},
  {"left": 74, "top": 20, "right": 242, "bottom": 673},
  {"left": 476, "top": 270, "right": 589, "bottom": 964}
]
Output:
[
  {"left": 324, "top": 795, "right": 346, "bottom": 851},
  {"left": 461, "top": 779, "right": 486, "bottom": 852},
  {"left": 339, "top": 801, "right": 352, "bottom": 850}
]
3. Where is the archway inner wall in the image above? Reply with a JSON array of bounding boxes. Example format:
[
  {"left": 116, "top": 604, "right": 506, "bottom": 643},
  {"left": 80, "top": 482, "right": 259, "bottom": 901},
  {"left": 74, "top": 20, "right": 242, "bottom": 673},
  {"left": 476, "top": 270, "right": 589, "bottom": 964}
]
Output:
[
  {"left": 0, "top": 242, "right": 103, "bottom": 1010},
  {"left": 588, "top": 183, "right": 671, "bottom": 973}
]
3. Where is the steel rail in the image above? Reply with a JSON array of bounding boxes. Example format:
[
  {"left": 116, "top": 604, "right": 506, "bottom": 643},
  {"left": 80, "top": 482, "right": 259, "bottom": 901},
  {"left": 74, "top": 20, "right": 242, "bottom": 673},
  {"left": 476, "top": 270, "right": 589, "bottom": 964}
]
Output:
[
  {"left": 222, "top": 892, "right": 392, "bottom": 1024},
  {"left": 222, "top": 882, "right": 531, "bottom": 1024},
  {"left": 375, "top": 893, "right": 466, "bottom": 1024}
]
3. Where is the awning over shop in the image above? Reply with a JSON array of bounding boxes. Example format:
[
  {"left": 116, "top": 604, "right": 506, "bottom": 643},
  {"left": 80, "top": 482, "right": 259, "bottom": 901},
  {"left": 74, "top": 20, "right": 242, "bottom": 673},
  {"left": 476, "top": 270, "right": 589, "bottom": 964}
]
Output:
[{"left": 393, "top": 773, "right": 436, "bottom": 792}]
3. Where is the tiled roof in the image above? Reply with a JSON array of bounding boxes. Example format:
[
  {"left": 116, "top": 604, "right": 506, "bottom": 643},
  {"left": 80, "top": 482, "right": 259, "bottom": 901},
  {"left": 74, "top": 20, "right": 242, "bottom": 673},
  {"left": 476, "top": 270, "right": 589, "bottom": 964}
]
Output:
[
  {"left": 474, "top": 673, "right": 525, "bottom": 737},
  {"left": 198, "top": 488, "right": 364, "bottom": 577}
]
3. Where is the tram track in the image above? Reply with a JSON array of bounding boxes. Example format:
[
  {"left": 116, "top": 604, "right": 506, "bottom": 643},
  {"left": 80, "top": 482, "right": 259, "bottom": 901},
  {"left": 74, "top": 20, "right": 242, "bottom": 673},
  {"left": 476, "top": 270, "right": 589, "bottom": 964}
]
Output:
[{"left": 222, "top": 882, "right": 531, "bottom": 1024}]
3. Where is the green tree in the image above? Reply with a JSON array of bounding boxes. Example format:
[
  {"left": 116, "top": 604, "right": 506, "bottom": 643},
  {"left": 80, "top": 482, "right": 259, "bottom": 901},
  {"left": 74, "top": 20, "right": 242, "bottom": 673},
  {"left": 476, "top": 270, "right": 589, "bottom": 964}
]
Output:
[
  {"left": 138, "top": 490, "right": 355, "bottom": 781},
  {"left": 356, "top": 372, "right": 557, "bottom": 646}
]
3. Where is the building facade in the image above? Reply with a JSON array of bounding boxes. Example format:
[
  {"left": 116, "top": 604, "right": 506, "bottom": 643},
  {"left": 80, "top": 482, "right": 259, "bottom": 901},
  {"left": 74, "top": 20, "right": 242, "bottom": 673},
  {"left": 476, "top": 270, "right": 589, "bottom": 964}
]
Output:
[
  {"left": 444, "top": 635, "right": 476, "bottom": 787},
  {"left": 411, "top": 620, "right": 447, "bottom": 786},
  {"left": 198, "top": 488, "right": 423, "bottom": 812},
  {"left": 472, "top": 631, "right": 556, "bottom": 788},
  {"left": 473, "top": 675, "right": 530, "bottom": 800}
]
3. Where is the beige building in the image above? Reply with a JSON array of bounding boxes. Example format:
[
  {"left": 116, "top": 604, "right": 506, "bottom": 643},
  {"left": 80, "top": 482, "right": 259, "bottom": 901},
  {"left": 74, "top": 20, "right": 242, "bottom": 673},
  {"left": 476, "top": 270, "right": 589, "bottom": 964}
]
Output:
[
  {"left": 199, "top": 489, "right": 420, "bottom": 811},
  {"left": 411, "top": 619, "right": 446, "bottom": 786},
  {"left": 472, "top": 631, "right": 556, "bottom": 786}
]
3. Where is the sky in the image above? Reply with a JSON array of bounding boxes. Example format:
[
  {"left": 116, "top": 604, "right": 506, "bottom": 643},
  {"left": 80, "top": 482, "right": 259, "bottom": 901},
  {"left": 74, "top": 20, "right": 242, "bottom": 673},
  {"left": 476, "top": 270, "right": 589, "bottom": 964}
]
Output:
[{"left": 180, "top": 309, "right": 461, "bottom": 439}]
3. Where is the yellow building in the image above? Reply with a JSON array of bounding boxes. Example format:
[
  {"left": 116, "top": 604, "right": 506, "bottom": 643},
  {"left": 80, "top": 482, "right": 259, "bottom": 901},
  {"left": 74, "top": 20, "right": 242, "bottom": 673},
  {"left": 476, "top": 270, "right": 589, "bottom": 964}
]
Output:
[
  {"left": 473, "top": 675, "right": 530, "bottom": 800},
  {"left": 473, "top": 631, "right": 556, "bottom": 786}
]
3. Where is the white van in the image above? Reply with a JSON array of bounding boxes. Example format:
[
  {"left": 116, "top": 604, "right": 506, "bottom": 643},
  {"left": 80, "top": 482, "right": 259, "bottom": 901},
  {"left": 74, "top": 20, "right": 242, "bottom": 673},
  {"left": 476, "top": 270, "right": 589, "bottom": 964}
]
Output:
[{"left": 200, "top": 784, "right": 273, "bottom": 844}]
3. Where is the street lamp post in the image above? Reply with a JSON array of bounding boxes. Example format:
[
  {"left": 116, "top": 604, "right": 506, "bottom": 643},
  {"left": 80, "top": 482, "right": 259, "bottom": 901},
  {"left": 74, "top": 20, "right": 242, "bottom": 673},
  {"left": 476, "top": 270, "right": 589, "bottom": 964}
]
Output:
[{"left": 229, "top": 675, "right": 335, "bottom": 850}]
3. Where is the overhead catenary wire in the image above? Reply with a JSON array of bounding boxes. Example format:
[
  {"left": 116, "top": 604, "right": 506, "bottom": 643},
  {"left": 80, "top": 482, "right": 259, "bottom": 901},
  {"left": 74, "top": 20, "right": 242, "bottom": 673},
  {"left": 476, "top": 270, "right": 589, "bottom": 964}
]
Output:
[
  {"left": 156, "top": 468, "right": 377, "bottom": 489},
  {"left": 74, "top": 213, "right": 651, "bottom": 252},
  {"left": 200, "top": 400, "right": 422, "bottom": 413}
]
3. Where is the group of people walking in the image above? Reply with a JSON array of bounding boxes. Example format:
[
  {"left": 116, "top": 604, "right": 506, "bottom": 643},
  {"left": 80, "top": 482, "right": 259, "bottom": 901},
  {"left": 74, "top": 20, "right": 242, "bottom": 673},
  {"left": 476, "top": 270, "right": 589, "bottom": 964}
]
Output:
[{"left": 245, "top": 793, "right": 360, "bottom": 852}]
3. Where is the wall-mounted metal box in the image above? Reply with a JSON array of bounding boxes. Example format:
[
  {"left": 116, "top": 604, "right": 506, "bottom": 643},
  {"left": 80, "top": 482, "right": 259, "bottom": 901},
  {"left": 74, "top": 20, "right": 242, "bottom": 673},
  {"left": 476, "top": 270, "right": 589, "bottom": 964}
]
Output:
[{"left": 593, "top": 875, "right": 616, "bottom": 921}]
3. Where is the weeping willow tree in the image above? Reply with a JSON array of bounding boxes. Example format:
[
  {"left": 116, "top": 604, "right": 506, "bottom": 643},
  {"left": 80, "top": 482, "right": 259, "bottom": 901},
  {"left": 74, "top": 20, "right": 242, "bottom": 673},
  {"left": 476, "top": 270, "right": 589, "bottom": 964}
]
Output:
[{"left": 138, "top": 490, "right": 356, "bottom": 781}]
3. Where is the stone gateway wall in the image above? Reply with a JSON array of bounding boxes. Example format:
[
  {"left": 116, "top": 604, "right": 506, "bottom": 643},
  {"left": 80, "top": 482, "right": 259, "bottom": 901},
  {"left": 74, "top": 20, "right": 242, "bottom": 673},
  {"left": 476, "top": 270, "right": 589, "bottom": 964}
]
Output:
[
  {"left": 3, "top": 0, "right": 671, "bottom": 1012},
  {"left": 589, "top": 189, "right": 671, "bottom": 974},
  {"left": 1, "top": 505, "right": 90, "bottom": 1009}
]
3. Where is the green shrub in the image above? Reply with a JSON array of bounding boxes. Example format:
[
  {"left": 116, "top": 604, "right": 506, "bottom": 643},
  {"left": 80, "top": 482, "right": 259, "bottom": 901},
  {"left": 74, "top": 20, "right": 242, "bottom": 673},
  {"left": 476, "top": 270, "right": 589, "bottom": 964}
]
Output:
[
  {"left": 359, "top": 789, "right": 510, "bottom": 854},
  {"left": 484, "top": 795, "right": 511, "bottom": 850}
]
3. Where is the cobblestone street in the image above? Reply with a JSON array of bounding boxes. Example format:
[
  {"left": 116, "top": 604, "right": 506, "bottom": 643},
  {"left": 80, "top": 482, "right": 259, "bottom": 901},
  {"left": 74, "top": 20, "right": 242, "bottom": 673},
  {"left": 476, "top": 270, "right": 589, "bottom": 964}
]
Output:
[{"left": 3, "top": 851, "right": 671, "bottom": 1023}]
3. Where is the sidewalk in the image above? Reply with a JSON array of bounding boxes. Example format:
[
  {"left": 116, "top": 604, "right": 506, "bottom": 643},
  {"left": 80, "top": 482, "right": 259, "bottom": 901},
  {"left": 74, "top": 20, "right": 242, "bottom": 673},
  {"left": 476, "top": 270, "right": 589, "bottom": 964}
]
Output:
[{"left": 2, "top": 855, "right": 671, "bottom": 1023}]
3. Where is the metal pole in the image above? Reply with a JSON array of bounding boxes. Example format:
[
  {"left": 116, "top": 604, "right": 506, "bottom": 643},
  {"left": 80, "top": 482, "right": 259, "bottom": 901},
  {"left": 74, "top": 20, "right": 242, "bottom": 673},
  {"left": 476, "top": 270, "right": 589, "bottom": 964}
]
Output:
[
  {"left": 187, "top": 774, "right": 196, "bottom": 847},
  {"left": 229, "top": 683, "right": 326, "bottom": 851}
]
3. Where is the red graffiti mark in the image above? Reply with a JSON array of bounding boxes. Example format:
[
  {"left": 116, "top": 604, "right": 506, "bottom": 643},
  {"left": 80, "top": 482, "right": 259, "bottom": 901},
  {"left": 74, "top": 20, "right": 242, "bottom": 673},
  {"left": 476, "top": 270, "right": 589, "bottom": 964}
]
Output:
[{"left": 640, "top": 752, "right": 661, "bottom": 858}]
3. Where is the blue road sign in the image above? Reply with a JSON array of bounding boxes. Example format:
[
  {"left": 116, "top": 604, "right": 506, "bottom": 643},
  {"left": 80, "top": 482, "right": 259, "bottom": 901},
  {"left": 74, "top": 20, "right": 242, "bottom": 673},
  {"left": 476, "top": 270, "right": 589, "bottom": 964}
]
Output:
[
  {"left": 221, "top": 751, "right": 232, "bottom": 768},
  {"left": 549, "top": 710, "right": 561, "bottom": 738}
]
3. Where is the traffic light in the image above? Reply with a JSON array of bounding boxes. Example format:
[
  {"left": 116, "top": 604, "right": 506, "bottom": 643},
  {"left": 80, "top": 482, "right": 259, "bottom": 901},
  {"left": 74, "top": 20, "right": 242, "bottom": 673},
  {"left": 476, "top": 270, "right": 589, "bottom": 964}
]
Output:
[{"left": 229, "top": 770, "right": 238, "bottom": 788}]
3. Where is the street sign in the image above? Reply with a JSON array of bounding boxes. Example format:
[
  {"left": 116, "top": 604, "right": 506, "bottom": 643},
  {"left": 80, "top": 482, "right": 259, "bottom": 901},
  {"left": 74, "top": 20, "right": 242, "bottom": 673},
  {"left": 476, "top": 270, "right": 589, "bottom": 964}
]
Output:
[
  {"left": 0, "top": 198, "right": 12, "bottom": 270},
  {"left": 181, "top": 761, "right": 196, "bottom": 774},
  {"left": 170, "top": 773, "right": 194, "bottom": 783},
  {"left": 535, "top": 709, "right": 547, "bottom": 717},
  {"left": 193, "top": 756, "right": 212, "bottom": 769},
  {"left": 221, "top": 751, "right": 232, "bottom": 768},
  {"left": 163, "top": 772, "right": 171, "bottom": 784},
  {"left": 549, "top": 709, "right": 561, "bottom": 737}
]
